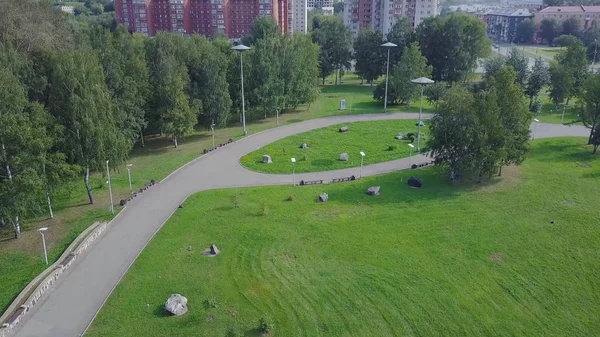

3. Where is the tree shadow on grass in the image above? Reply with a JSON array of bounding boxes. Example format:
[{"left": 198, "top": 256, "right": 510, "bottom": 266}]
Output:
[
  {"left": 529, "top": 140, "right": 596, "bottom": 163},
  {"left": 311, "top": 159, "right": 334, "bottom": 167},
  {"left": 153, "top": 304, "right": 167, "bottom": 318},
  {"left": 243, "top": 328, "right": 263, "bottom": 337},
  {"left": 286, "top": 119, "right": 304, "bottom": 124}
]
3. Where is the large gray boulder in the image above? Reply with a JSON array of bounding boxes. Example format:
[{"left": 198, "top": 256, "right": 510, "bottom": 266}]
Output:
[
  {"left": 339, "top": 126, "right": 349, "bottom": 132},
  {"left": 415, "top": 121, "right": 425, "bottom": 127},
  {"left": 367, "top": 186, "right": 380, "bottom": 195},
  {"left": 408, "top": 177, "right": 422, "bottom": 188},
  {"left": 339, "top": 153, "right": 349, "bottom": 161},
  {"left": 165, "top": 294, "right": 188, "bottom": 316},
  {"left": 210, "top": 244, "right": 220, "bottom": 255},
  {"left": 318, "top": 193, "right": 328, "bottom": 202},
  {"left": 300, "top": 143, "right": 309, "bottom": 149},
  {"left": 263, "top": 155, "right": 272, "bottom": 164}
]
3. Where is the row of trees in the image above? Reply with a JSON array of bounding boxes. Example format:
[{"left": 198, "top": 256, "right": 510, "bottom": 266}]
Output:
[{"left": 0, "top": 1, "right": 320, "bottom": 239}]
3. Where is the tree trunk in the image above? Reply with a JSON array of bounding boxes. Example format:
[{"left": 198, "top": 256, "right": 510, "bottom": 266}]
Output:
[
  {"left": 84, "top": 166, "right": 94, "bottom": 204},
  {"left": 12, "top": 216, "right": 20, "bottom": 239},
  {"left": 47, "top": 193, "right": 54, "bottom": 219},
  {"left": 529, "top": 96, "right": 533, "bottom": 110},
  {"left": 174, "top": 136, "right": 178, "bottom": 148},
  {"left": 322, "top": 77, "right": 325, "bottom": 85},
  {"left": 140, "top": 131, "right": 145, "bottom": 148},
  {"left": 498, "top": 165, "right": 503, "bottom": 177},
  {"left": 335, "top": 70, "right": 338, "bottom": 85},
  {"left": 360, "top": 78, "right": 364, "bottom": 85},
  {"left": 370, "top": 80, "right": 373, "bottom": 87},
  {"left": 593, "top": 144, "right": 598, "bottom": 154}
]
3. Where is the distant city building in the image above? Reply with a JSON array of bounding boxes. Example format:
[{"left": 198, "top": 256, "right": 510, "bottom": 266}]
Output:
[
  {"left": 344, "top": 0, "right": 439, "bottom": 37},
  {"left": 486, "top": 8, "right": 533, "bottom": 43},
  {"left": 292, "top": 0, "right": 308, "bottom": 33},
  {"left": 115, "top": 0, "right": 290, "bottom": 38},
  {"left": 308, "top": 0, "right": 333, "bottom": 8},
  {"left": 57, "top": 5, "right": 75, "bottom": 14},
  {"left": 535, "top": 5, "right": 600, "bottom": 31}
]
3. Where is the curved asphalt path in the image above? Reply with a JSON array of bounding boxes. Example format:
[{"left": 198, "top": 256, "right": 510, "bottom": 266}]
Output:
[{"left": 10, "top": 113, "right": 590, "bottom": 337}]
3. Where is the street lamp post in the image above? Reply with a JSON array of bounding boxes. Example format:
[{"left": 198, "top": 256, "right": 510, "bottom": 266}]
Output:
[
  {"left": 593, "top": 39, "right": 598, "bottom": 73},
  {"left": 360, "top": 151, "right": 366, "bottom": 178},
  {"left": 410, "top": 77, "right": 435, "bottom": 152},
  {"left": 210, "top": 120, "right": 216, "bottom": 149},
  {"left": 291, "top": 158, "right": 296, "bottom": 186},
  {"left": 38, "top": 227, "right": 48, "bottom": 265},
  {"left": 408, "top": 143, "right": 414, "bottom": 169},
  {"left": 532, "top": 118, "right": 540, "bottom": 140},
  {"left": 381, "top": 42, "right": 397, "bottom": 113},
  {"left": 126, "top": 164, "right": 133, "bottom": 194},
  {"left": 232, "top": 44, "right": 251, "bottom": 136},
  {"left": 106, "top": 160, "right": 114, "bottom": 214},
  {"left": 561, "top": 105, "right": 566, "bottom": 123}
]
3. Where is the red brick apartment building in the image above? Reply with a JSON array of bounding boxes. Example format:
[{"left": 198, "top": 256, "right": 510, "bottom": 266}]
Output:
[{"left": 115, "top": 0, "right": 289, "bottom": 38}]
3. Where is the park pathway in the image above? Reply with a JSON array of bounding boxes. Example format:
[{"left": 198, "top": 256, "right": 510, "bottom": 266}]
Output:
[{"left": 10, "top": 113, "right": 590, "bottom": 337}]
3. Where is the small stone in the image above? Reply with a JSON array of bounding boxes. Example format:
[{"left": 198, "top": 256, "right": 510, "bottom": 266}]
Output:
[
  {"left": 408, "top": 177, "right": 422, "bottom": 188},
  {"left": 318, "top": 193, "right": 328, "bottom": 202},
  {"left": 339, "top": 153, "right": 349, "bottom": 161},
  {"left": 263, "top": 155, "right": 272, "bottom": 164},
  {"left": 339, "top": 126, "right": 349, "bottom": 132},
  {"left": 300, "top": 143, "right": 309, "bottom": 149},
  {"left": 367, "top": 186, "right": 380, "bottom": 195},
  {"left": 179, "top": 204, "right": 184, "bottom": 209},
  {"left": 551, "top": 220, "right": 555, "bottom": 224},
  {"left": 395, "top": 135, "right": 404, "bottom": 140},
  {"left": 415, "top": 121, "right": 425, "bottom": 127},
  {"left": 210, "top": 244, "right": 220, "bottom": 255},
  {"left": 165, "top": 294, "right": 188, "bottom": 316}
]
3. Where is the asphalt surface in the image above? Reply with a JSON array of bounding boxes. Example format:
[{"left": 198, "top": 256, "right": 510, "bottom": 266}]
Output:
[{"left": 10, "top": 113, "right": 590, "bottom": 337}]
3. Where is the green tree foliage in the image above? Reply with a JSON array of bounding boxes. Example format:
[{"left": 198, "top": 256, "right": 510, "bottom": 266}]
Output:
[
  {"left": 506, "top": 48, "right": 529, "bottom": 88},
  {"left": 554, "top": 34, "right": 581, "bottom": 47},
  {"left": 312, "top": 16, "right": 352, "bottom": 85},
  {"left": 578, "top": 74, "right": 600, "bottom": 152},
  {"left": 428, "top": 67, "right": 531, "bottom": 181},
  {"left": 373, "top": 42, "right": 432, "bottom": 105},
  {"left": 242, "top": 16, "right": 280, "bottom": 46},
  {"left": 586, "top": 40, "right": 599, "bottom": 62},
  {"left": 386, "top": 18, "right": 414, "bottom": 65},
  {"left": 48, "top": 50, "right": 130, "bottom": 204},
  {"left": 562, "top": 17, "right": 581, "bottom": 37},
  {"left": 549, "top": 63, "right": 575, "bottom": 105},
  {"left": 247, "top": 37, "right": 284, "bottom": 119},
  {"left": 424, "top": 82, "right": 448, "bottom": 110},
  {"left": 555, "top": 39, "right": 588, "bottom": 98},
  {"left": 416, "top": 12, "right": 491, "bottom": 83},
  {"left": 515, "top": 19, "right": 537, "bottom": 44},
  {"left": 483, "top": 56, "right": 506, "bottom": 81},
  {"left": 525, "top": 57, "right": 550, "bottom": 110},
  {"left": 353, "top": 29, "right": 385, "bottom": 85},
  {"left": 162, "top": 71, "right": 197, "bottom": 148},
  {"left": 540, "top": 19, "right": 560, "bottom": 45}
]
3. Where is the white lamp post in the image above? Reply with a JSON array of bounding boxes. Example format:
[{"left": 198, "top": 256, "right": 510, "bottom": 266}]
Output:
[
  {"left": 410, "top": 77, "right": 435, "bottom": 152},
  {"left": 38, "top": 227, "right": 48, "bottom": 265},
  {"left": 408, "top": 143, "right": 414, "bottom": 169},
  {"left": 210, "top": 120, "right": 216, "bottom": 149},
  {"left": 532, "top": 118, "right": 540, "bottom": 140},
  {"left": 360, "top": 151, "right": 366, "bottom": 178},
  {"left": 561, "top": 105, "right": 566, "bottom": 123},
  {"left": 232, "top": 44, "right": 251, "bottom": 136},
  {"left": 106, "top": 160, "right": 114, "bottom": 214},
  {"left": 126, "top": 164, "right": 133, "bottom": 194},
  {"left": 291, "top": 158, "right": 296, "bottom": 186},
  {"left": 381, "top": 42, "right": 397, "bottom": 113}
]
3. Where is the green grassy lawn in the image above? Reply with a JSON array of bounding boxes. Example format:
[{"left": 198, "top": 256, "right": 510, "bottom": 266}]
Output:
[
  {"left": 241, "top": 120, "right": 424, "bottom": 174},
  {"left": 522, "top": 46, "right": 562, "bottom": 60},
  {"left": 536, "top": 93, "right": 581, "bottom": 125},
  {"left": 86, "top": 137, "right": 600, "bottom": 337}
]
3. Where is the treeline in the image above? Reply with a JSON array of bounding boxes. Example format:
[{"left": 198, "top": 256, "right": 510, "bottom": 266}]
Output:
[{"left": 0, "top": 1, "right": 320, "bottom": 239}]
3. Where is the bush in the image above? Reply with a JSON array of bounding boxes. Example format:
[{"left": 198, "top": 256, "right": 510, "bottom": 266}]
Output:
[
  {"left": 258, "top": 316, "right": 275, "bottom": 334},
  {"left": 259, "top": 202, "right": 269, "bottom": 216},
  {"left": 204, "top": 298, "right": 218, "bottom": 309},
  {"left": 387, "top": 144, "right": 398, "bottom": 151},
  {"left": 554, "top": 34, "right": 580, "bottom": 47},
  {"left": 406, "top": 132, "right": 416, "bottom": 143},
  {"left": 225, "top": 326, "right": 241, "bottom": 337},
  {"left": 286, "top": 195, "right": 293, "bottom": 201}
]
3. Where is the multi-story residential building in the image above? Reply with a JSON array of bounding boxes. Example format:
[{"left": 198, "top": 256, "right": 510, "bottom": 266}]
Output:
[
  {"left": 486, "top": 8, "right": 533, "bottom": 43},
  {"left": 344, "top": 0, "right": 438, "bottom": 37},
  {"left": 308, "top": 0, "right": 332, "bottom": 9},
  {"left": 115, "top": 0, "right": 290, "bottom": 38},
  {"left": 291, "top": 0, "right": 308, "bottom": 33},
  {"left": 115, "top": 0, "right": 152, "bottom": 35},
  {"left": 534, "top": 5, "right": 600, "bottom": 32}
]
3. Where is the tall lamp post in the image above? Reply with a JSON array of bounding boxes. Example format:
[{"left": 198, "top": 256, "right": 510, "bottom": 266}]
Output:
[
  {"left": 126, "top": 164, "right": 133, "bottom": 194},
  {"left": 106, "top": 160, "right": 114, "bottom": 214},
  {"left": 210, "top": 120, "right": 216, "bottom": 149},
  {"left": 408, "top": 143, "right": 414, "bottom": 169},
  {"left": 410, "top": 77, "right": 435, "bottom": 152},
  {"left": 381, "top": 42, "right": 397, "bottom": 113},
  {"left": 38, "top": 227, "right": 48, "bottom": 265},
  {"left": 232, "top": 44, "right": 251, "bottom": 136},
  {"left": 291, "top": 158, "right": 296, "bottom": 186},
  {"left": 592, "top": 39, "right": 598, "bottom": 74},
  {"left": 360, "top": 151, "right": 366, "bottom": 178},
  {"left": 532, "top": 118, "right": 540, "bottom": 140}
]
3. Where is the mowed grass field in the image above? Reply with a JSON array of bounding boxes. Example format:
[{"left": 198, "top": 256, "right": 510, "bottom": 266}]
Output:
[
  {"left": 86, "top": 137, "right": 600, "bottom": 337},
  {"left": 240, "top": 120, "right": 425, "bottom": 174}
]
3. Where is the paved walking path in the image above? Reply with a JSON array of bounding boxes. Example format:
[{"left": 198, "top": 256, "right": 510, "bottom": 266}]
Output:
[{"left": 10, "top": 113, "right": 590, "bottom": 337}]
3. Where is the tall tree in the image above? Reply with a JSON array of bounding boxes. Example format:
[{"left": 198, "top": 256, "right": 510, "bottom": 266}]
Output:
[
  {"left": 515, "top": 19, "right": 537, "bottom": 44},
  {"left": 540, "top": 19, "right": 560, "bottom": 45},
  {"left": 353, "top": 29, "right": 385, "bottom": 85},
  {"left": 386, "top": 18, "right": 413, "bottom": 65},
  {"left": 243, "top": 16, "right": 280, "bottom": 45},
  {"left": 579, "top": 74, "right": 600, "bottom": 151},
  {"left": 373, "top": 42, "right": 432, "bottom": 105},
  {"left": 312, "top": 16, "right": 352, "bottom": 85},
  {"left": 483, "top": 56, "right": 506, "bottom": 81},
  {"left": 161, "top": 70, "right": 197, "bottom": 148},
  {"left": 525, "top": 57, "right": 550, "bottom": 110},
  {"left": 48, "top": 50, "right": 130, "bottom": 204},
  {"left": 247, "top": 37, "right": 284, "bottom": 119},
  {"left": 562, "top": 17, "right": 581, "bottom": 37},
  {"left": 506, "top": 48, "right": 529, "bottom": 88},
  {"left": 548, "top": 63, "right": 574, "bottom": 105},
  {"left": 554, "top": 34, "right": 580, "bottom": 47},
  {"left": 416, "top": 12, "right": 491, "bottom": 83},
  {"left": 555, "top": 39, "right": 588, "bottom": 99}
]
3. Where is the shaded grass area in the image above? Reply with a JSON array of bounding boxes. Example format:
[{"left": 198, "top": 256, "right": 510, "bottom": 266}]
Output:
[
  {"left": 241, "top": 120, "right": 424, "bottom": 174},
  {"left": 86, "top": 137, "right": 599, "bottom": 337},
  {"left": 522, "top": 46, "right": 562, "bottom": 60}
]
